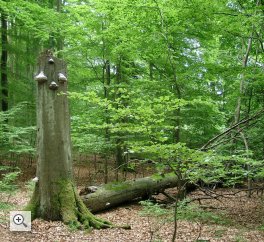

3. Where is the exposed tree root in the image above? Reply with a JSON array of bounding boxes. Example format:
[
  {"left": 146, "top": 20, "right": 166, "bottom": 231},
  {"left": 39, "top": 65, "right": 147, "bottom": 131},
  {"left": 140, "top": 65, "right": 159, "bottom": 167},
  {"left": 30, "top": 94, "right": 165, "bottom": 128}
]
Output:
[{"left": 59, "top": 181, "right": 113, "bottom": 230}]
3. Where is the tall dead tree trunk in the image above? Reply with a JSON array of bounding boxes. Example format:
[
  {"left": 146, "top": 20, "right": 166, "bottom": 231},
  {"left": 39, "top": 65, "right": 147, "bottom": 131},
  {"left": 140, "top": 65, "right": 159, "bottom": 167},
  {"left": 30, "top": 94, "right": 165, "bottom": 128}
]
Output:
[{"left": 26, "top": 51, "right": 111, "bottom": 229}]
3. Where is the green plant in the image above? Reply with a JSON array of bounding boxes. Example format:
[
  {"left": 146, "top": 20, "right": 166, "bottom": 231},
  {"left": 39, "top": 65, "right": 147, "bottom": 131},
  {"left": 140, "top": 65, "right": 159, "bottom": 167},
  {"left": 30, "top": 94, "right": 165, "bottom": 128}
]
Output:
[
  {"left": 177, "top": 202, "right": 231, "bottom": 226},
  {"left": 139, "top": 200, "right": 171, "bottom": 241},
  {"left": 0, "top": 201, "right": 13, "bottom": 210},
  {"left": 0, "top": 166, "right": 20, "bottom": 193},
  {"left": 140, "top": 199, "right": 231, "bottom": 226},
  {"left": 139, "top": 200, "right": 171, "bottom": 218},
  {"left": 234, "top": 235, "right": 247, "bottom": 242},
  {"left": 257, "top": 225, "right": 264, "bottom": 231}
]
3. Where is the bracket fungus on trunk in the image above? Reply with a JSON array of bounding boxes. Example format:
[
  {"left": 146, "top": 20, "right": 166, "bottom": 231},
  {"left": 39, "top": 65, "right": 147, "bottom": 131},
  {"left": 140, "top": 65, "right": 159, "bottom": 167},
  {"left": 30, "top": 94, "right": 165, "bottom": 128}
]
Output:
[
  {"left": 35, "top": 71, "right": 48, "bottom": 84},
  {"left": 34, "top": 52, "right": 67, "bottom": 92},
  {"left": 49, "top": 81, "right": 59, "bottom": 90},
  {"left": 58, "top": 73, "right": 67, "bottom": 83},
  {"left": 48, "top": 57, "right": 54, "bottom": 64}
]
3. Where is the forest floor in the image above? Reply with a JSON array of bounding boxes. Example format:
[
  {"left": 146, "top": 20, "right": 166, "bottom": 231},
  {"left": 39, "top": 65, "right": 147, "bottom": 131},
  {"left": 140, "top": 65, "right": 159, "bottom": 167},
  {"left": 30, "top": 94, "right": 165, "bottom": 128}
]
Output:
[{"left": 1, "top": 184, "right": 264, "bottom": 242}]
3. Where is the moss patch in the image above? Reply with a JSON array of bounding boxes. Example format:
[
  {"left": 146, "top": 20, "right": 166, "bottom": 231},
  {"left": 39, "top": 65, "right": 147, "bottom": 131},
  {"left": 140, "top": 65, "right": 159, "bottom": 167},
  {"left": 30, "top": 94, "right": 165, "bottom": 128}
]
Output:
[
  {"left": 24, "top": 185, "right": 40, "bottom": 220},
  {"left": 58, "top": 179, "right": 113, "bottom": 229},
  {"left": 104, "top": 181, "right": 131, "bottom": 191},
  {"left": 25, "top": 179, "right": 113, "bottom": 230}
]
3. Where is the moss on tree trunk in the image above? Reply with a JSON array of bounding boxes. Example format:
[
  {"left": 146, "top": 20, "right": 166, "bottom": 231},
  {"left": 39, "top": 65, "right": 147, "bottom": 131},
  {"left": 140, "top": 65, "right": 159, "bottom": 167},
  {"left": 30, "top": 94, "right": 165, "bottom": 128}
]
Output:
[
  {"left": 26, "top": 179, "right": 112, "bottom": 229},
  {"left": 81, "top": 174, "right": 180, "bottom": 213}
]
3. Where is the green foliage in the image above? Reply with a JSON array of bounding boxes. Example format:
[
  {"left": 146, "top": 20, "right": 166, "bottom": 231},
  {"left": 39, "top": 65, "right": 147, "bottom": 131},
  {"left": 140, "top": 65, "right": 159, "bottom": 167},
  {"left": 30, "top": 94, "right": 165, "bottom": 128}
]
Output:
[
  {"left": 0, "top": 166, "right": 20, "bottom": 207},
  {"left": 0, "top": 201, "right": 13, "bottom": 211},
  {"left": 177, "top": 201, "right": 231, "bottom": 225},
  {"left": 0, "top": 201, "right": 14, "bottom": 223},
  {"left": 139, "top": 200, "right": 231, "bottom": 226},
  {"left": 0, "top": 103, "right": 36, "bottom": 160},
  {"left": 63, "top": 0, "right": 264, "bottom": 188},
  {"left": 139, "top": 200, "right": 171, "bottom": 218},
  {"left": 1, "top": 0, "right": 264, "bottom": 196},
  {"left": 257, "top": 225, "right": 264, "bottom": 231},
  {"left": 0, "top": 166, "right": 20, "bottom": 194}
]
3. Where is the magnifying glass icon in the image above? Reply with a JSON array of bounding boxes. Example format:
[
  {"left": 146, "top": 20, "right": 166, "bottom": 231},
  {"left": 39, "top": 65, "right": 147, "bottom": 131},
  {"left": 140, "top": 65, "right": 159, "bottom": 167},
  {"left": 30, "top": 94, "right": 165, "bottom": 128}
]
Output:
[{"left": 13, "top": 214, "right": 27, "bottom": 227}]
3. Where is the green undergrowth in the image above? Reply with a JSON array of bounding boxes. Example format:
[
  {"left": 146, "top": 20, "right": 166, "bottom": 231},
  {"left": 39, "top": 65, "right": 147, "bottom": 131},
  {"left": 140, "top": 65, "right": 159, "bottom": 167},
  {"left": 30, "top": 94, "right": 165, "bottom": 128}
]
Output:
[
  {"left": 0, "top": 165, "right": 20, "bottom": 223},
  {"left": 177, "top": 201, "right": 232, "bottom": 225},
  {"left": 0, "top": 201, "right": 14, "bottom": 211},
  {"left": 0, "top": 201, "right": 14, "bottom": 223},
  {"left": 139, "top": 200, "right": 232, "bottom": 226},
  {"left": 257, "top": 225, "right": 264, "bottom": 231}
]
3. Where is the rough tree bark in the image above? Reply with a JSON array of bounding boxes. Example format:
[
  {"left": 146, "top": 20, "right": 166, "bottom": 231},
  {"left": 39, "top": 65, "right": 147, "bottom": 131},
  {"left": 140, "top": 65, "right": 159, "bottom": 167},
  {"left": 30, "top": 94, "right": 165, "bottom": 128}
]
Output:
[
  {"left": 80, "top": 174, "right": 180, "bottom": 213},
  {"left": 26, "top": 51, "right": 112, "bottom": 229}
]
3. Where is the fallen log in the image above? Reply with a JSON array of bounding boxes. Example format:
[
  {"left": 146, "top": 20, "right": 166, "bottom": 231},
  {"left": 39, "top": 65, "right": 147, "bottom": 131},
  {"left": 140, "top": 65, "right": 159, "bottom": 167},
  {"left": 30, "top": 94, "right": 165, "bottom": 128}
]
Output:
[{"left": 80, "top": 174, "right": 179, "bottom": 213}]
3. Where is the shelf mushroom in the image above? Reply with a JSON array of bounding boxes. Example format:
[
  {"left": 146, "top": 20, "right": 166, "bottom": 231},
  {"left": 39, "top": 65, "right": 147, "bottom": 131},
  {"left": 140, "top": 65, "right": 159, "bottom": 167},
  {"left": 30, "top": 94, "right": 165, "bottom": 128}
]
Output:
[
  {"left": 35, "top": 71, "right": 48, "bottom": 83},
  {"left": 48, "top": 57, "right": 54, "bottom": 64},
  {"left": 58, "top": 73, "right": 67, "bottom": 83},
  {"left": 49, "top": 81, "right": 58, "bottom": 90}
]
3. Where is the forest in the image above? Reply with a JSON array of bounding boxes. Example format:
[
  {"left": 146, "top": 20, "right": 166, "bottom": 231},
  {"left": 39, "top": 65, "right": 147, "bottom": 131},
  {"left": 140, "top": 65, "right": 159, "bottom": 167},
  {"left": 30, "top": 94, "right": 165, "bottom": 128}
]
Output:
[{"left": 1, "top": 0, "right": 264, "bottom": 241}]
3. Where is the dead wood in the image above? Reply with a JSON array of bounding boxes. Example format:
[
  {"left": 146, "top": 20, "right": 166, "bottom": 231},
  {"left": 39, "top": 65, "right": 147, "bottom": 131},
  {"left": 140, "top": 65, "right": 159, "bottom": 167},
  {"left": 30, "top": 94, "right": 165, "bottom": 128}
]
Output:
[{"left": 80, "top": 174, "right": 179, "bottom": 213}]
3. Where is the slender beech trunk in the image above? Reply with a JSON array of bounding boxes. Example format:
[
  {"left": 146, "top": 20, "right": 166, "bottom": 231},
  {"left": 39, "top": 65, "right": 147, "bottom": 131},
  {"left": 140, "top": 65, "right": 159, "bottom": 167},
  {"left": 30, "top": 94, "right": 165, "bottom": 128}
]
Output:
[
  {"left": 234, "top": 35, "right": 253, "bottom": 123},
  {"left": 234, "top": 32, "right": 253, "bottom": 197},
  {"left": 169, "top": 49, "right": 181, "bottom": 143},
  {"left": 102, "top": 20, "right": 111, "bottom": 182},
  {"left": 1, "top": 11, "right": 8, "bottom": 112},
  {"left": 153, "top": 0, "right": 181, "bottom": 143},
  {"left": 103, "top": 59, "right": 111, "bottom": 183},
  {"left": 115, "top": 60, "right": 125, "bottom": 169}
]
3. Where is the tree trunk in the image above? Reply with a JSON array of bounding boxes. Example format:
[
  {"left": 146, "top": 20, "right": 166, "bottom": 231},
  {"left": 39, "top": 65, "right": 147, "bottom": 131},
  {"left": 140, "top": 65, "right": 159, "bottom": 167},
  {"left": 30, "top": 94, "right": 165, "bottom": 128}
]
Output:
[
  {"left": 26, "top": 51, "right": 111, "bottom": 229},
  {"left": 80, "top": 174, "right": 180, "bottom": 213},
  {"left": 1, "top": 10, "right": 8, "bottom": 112},
  {"left": 115, "top": 60, "right": 125, "bottom": 171},
  {"left": 103, "top": 59, "right": 111, "bottom": 183}
]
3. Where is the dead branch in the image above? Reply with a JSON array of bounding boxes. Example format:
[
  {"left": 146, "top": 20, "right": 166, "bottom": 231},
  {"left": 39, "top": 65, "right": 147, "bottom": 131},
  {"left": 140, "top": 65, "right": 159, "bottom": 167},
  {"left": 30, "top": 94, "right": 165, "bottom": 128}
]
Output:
[
  {"left": 161, "top": 191, "right": 177, "bottom": 201},
  {"left": 201, "top": 109, "right": 264, "bottom": 151}
]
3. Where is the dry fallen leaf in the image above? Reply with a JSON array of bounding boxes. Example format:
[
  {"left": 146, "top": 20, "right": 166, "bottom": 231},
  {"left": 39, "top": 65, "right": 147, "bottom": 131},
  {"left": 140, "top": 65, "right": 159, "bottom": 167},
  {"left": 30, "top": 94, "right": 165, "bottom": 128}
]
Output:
[{"left": 1, "top": 186, "right": 264, "bottom": 241}]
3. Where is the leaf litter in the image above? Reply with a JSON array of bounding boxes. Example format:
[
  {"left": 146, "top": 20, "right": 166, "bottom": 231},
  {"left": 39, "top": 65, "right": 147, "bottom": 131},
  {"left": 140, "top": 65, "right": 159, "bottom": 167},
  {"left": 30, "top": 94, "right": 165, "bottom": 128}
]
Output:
[{"left": 1, "top": 186, "right": 264, "bottom": 241}]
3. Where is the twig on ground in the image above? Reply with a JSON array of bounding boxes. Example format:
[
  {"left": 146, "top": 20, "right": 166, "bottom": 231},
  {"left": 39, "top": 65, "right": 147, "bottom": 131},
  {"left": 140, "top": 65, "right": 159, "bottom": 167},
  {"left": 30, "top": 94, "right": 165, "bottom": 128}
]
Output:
[
  {"left": 0, "top": 223, "right": 7, "bottom": 229},
  {"left": 195, "top": 222, "right": 202, "bottom": 241},
  {"left": 161, "top": 191, "right": 176, "bottom": 201}
]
